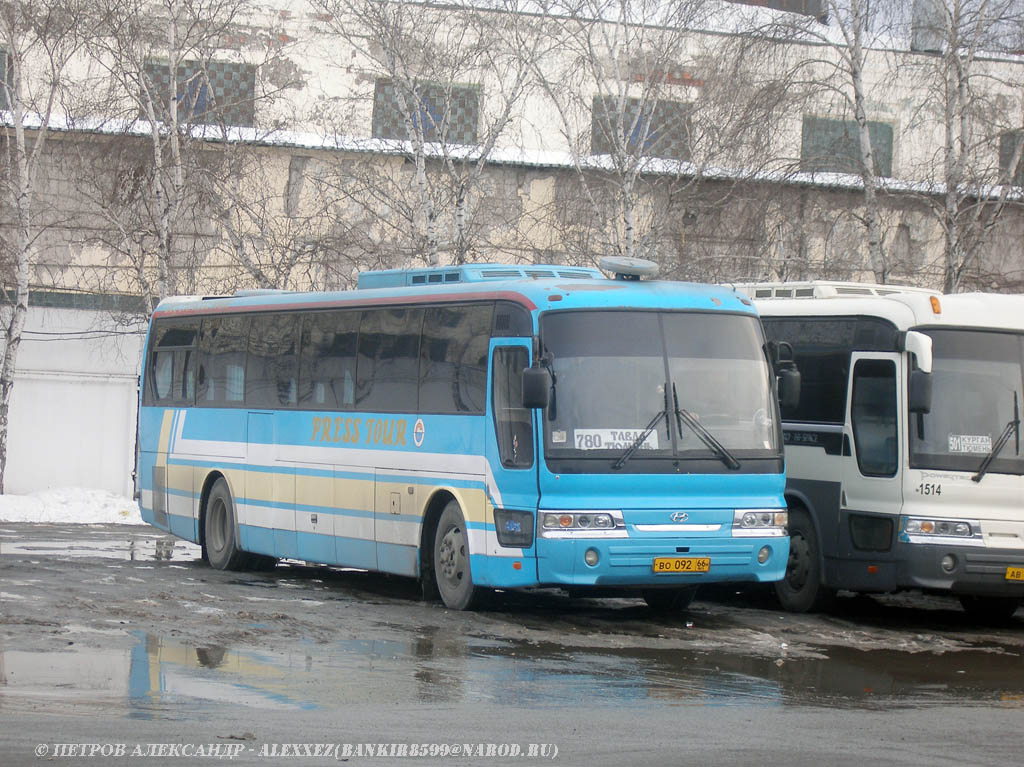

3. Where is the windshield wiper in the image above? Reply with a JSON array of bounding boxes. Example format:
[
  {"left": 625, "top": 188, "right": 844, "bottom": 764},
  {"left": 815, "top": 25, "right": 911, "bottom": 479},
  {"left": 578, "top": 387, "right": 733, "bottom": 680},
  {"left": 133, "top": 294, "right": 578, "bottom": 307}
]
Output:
[
  {"left": 673, "top": 383, "right": 741, "bottom": 470},
  {"left": 972, "top": 391, "right": 1020, "bottom": 483},
  {"left": 612, "top": 385, "right": 669, "bottom": 470}
]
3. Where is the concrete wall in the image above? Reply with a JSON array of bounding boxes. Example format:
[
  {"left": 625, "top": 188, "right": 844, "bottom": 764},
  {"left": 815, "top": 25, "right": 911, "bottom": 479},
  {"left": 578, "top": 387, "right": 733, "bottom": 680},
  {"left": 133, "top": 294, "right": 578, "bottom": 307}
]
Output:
[{"left": 6, "top": 307, "right": 144, "bottom": 497}]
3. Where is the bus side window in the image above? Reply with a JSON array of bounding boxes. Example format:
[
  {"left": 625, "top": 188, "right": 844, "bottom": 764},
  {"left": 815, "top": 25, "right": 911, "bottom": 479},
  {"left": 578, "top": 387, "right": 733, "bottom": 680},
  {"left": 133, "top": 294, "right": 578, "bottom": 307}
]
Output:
[
  {"left": 493, "top": 348, "right": 534, "bottom": 468},
  {"left": 356, "top": 308, "right": 424, "bottom": 412},
  {"left": 247, "top": 313, "right": 299, "bottom": 408},
  {"left": 198, "top": 316, "right": 250, "bottom": 407},
  {"left": 419, "top": 304, "right": 492, "bottom": 414},
  {"left": 146, "top": 323, "right": 198, "bottom": 406},
  {"left": 298, "top": 310, "right": 359, "bottom": 410},
  {"left": 851, "top": 358, "right": 898, "bottom": 477},
  {"left": 153, "top": 351, "right": 173, "bottom": 400}
]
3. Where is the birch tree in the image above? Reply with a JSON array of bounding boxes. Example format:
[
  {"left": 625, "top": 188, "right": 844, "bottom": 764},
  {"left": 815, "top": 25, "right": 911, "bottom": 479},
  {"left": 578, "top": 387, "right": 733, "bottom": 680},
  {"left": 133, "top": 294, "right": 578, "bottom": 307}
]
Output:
[
  {"left": 762, "top": 0, "right": 907, "bottom": 284},
  {"left": 86, "top": 0, "right": 268, "bottom": 310},
  {"left": 901, "top": 0, "right": 1024, "bottom": 292},
  {"left": 309, "top": 0, "right": 542, "bottom": 265},
  {"left": 0, "top": 1, "right": 99, "bottom": 492},
  {"left": 526, "top": 0, "right": 796, "bottom": 273}
]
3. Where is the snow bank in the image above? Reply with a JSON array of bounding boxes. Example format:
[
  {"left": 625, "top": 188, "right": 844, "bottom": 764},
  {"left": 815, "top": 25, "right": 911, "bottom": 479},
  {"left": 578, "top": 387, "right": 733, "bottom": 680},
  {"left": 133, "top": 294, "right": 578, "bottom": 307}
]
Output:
[{"left": 0, "top": 488, "right": 143, "bottom": 525}]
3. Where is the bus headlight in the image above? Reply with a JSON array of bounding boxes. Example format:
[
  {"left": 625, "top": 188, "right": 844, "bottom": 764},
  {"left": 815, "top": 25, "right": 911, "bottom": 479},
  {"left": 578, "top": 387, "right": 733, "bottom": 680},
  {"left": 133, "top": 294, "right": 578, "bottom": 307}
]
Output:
[
  {"left": 732, "top": 509, "right": 787, "bottom": 537},
  {"left": 903, "top": 517, "right": 976, "bottom": 537},
  {"left": 539, "top": 511, "right": 625, "bottom": 537}
]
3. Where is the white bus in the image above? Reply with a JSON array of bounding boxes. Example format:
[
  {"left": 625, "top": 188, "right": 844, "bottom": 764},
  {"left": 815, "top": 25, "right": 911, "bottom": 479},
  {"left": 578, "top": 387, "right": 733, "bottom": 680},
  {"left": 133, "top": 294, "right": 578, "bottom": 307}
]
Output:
[{"left": 742, "top": 283, "right": 1023, "bottom": 620}]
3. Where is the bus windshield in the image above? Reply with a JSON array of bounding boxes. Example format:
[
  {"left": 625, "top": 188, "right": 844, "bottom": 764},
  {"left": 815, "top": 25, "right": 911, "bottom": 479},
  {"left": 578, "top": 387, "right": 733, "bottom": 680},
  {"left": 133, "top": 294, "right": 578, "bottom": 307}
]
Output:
[
  {"left": 910, "top": 329, "right": 1024, "bottom": 475},
  {"left": 539, "top": 310, "right": 779, "bottom": 466}
]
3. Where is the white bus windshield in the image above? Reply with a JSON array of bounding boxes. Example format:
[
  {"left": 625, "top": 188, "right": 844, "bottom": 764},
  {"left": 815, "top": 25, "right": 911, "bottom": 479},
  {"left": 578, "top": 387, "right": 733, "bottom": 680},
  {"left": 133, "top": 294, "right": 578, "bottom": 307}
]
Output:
[{"left": 910, "top": 329, "right": 1024, "bottom": 476}]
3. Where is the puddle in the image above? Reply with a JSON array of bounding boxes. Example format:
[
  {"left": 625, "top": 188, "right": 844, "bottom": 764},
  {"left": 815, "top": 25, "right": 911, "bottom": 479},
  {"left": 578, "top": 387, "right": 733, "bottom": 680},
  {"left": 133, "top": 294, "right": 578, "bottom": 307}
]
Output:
[
  {"left": 0, "top": 529, "right": 199, "bottom": 563},
  {"left": 3, "top": 628, "right": 1024, "bottom": 719}
]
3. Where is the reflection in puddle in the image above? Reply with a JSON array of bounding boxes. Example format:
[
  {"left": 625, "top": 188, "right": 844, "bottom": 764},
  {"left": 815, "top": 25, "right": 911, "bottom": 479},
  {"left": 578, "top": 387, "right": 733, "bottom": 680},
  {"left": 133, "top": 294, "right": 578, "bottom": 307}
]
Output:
[
  {"left": 2, "top": 629, "right": 1024, "bottom": 719},
  {"left": 0, "top": 533, "right": 198, "bottom": 562}
]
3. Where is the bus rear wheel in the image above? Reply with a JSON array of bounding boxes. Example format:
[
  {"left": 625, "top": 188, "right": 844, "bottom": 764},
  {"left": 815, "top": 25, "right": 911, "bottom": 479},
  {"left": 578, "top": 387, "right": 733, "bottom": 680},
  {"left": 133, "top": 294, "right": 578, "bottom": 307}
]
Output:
[
  {"left": 642, "top": 586, "right": 698, "bottom": 613},
  {"left": 204, "top": 479, "right": 248, "bottom": 571},
  {"left": 775, "top": 507, "right": 834, "bottom": 613},
  {"left": 433, "top": 502, "right": 484, "bottom": 611},
  {"left": 959, "top": 595, "right": 1020, "bottom": 623}
]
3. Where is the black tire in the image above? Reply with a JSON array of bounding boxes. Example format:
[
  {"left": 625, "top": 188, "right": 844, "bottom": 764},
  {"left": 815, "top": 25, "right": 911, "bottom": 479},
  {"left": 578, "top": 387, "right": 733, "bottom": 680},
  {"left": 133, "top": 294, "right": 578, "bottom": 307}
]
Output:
[
  {"left": 959, "top": 595, "right": 1020, "bottom": 623},
  {"left": 642, "top": 586, "right": 698, "bottom": 613},
  {"left": 433, "top": 501, "right": 483, "bottom": 610},
  {"left": 775, "top": 506, "right": 835, "bottom": 613},
  {"left": 203, "top": 478, "right": 248, "bottom": 571}
]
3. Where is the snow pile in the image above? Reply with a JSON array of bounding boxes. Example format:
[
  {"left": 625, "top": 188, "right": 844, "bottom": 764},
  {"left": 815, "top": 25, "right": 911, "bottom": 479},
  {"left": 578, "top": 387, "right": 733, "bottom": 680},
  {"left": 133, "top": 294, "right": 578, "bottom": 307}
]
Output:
[{"left": 0, "top": 488, "right": 143, "bottom": 525}]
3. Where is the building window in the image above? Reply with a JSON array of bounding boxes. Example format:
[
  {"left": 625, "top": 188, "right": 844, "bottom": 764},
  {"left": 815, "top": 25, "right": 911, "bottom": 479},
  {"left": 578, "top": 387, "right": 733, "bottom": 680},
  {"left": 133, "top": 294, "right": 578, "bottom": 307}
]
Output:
[
  {"left": 591, "top": 96, "right": 692, "bottom": 161},
  {"left": 726, "top": 0, "right": 825, "bottom": 20},
  {"left": 143, "top": 60, "right": 256, "bottom": 127},
  {"left": 999, "top": 130, "right": 1024, "bottom": 187},
  {"left": 800, "top": 116, "right": 894, "bottom": 178},
  {"left": 0, "top": 49, "right": 11, "bottom": 111},
  {"left": 371, "top": 79, "right": 480, "bottom": 146}
]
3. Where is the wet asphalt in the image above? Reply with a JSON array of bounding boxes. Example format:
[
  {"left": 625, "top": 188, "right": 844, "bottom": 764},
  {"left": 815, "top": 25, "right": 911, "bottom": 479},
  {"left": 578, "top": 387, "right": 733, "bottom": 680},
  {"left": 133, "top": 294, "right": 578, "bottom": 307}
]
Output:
[{"left": 1, "top": 524, "right": 1022, "bottom": 766}]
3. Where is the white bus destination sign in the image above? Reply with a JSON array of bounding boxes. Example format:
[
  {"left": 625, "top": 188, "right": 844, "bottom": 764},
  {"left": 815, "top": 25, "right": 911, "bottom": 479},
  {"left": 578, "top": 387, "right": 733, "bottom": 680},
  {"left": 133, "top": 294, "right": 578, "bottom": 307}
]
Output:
[{"left": 573, "top": 429, "right": 660, "bottom": 451}]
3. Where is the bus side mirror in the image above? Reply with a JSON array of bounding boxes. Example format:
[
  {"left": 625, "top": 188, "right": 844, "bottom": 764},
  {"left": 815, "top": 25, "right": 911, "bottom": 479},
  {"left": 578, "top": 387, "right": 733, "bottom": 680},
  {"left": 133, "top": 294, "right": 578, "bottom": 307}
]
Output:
[
  {"left": 778, "top": 367, "right": 801, "bottom": 412},
  {"left": 909, "top": 370, "right": 932, "bottom": 414},
  {"left": 521, "top": 367, "right": 551, "bottom": 409},
  {"left": 769, "top": 340, "right": 800, "bottom": 411}
]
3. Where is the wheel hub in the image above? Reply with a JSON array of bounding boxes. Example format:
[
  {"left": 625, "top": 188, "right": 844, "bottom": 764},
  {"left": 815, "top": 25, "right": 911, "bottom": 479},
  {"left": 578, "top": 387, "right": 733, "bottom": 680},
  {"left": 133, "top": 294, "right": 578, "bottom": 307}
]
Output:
[{"left": 438, "top": 527, "right": 464, "bottom": 584}]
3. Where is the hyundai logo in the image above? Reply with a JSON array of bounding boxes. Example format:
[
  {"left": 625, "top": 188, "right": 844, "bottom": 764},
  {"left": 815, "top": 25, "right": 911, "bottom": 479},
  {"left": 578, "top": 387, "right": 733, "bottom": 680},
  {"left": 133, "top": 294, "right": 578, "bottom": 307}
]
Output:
[{"left": 670, "top": 512, "right": 689, "bottom": 523}]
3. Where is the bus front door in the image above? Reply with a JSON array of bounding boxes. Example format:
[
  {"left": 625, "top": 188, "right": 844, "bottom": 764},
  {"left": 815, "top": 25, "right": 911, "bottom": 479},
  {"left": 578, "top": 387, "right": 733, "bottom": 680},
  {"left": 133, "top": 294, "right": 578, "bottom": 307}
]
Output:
[
  {"left": 839, "top": 352, "right": 904, "bottom": 587},
  {"left": 484, "top": 342, "right": 540, "bottom": 586}
]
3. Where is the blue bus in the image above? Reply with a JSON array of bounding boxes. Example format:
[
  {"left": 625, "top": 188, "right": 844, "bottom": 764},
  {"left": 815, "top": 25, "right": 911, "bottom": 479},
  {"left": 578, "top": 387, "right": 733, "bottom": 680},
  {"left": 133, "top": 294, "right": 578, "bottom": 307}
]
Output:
[{"left": 137, "top": 261, "right": 789, "bottom": 610}]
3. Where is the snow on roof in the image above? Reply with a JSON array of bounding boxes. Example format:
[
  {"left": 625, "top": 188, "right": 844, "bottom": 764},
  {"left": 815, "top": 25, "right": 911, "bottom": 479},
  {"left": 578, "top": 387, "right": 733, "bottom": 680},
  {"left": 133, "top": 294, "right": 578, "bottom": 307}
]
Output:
[{"left": 3, "top": 108, "right": 1021, "bottom": 203}]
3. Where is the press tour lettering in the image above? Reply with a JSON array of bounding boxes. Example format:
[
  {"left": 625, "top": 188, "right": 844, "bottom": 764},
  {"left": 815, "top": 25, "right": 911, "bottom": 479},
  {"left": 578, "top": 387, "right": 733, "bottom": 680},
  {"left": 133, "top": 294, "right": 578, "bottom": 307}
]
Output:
[{"left": 311, "top": 416, "right": 408, "bottom": 447}]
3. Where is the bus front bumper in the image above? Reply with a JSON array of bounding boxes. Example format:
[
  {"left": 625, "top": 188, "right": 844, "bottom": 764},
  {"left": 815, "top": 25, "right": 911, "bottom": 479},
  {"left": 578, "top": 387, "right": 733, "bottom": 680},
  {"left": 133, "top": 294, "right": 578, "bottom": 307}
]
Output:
[
  {"left": 535, "top": 535, "right": 787, "bottom": 587},
  {"left": 896, "top": 541, "right": 1024, "bottom": 597}
]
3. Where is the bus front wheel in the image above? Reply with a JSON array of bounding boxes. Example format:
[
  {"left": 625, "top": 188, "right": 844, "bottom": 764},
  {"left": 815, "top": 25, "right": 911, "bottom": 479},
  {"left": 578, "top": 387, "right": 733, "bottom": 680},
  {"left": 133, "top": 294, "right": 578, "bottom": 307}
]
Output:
[
  {"left": 775, "top": 507, "right": 834, "bottom": 613},
  {"left": 433, "top": 502, "right": 483, "bottom": 611},
  {"left": 204, "top": 479, "right": 248, "bottom": 571}
]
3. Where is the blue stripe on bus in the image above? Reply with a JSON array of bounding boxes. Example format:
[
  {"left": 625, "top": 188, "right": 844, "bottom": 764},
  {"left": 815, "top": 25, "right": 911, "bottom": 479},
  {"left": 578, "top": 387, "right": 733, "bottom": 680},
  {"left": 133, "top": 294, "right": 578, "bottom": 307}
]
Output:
[
  {"left": 295, "top": 531, "right": 334, "bottom": 564},
  {"left": 376, "top": 542, "right": 418, "bottom": 577},
  {"left": 335, "top": 536, "right": 377, "bottom": 570},
  {"left": 242, "top": 524, "right": 275, "bottom": 556},
  {"left": 158, "top": 491, "right": 496, "bottom": 533},
  {"left": 163, "top": 458, "right": 485, "bottom": 491},
  {"left": 241, "top": 496, "right": 375, "bottom": 520},
  {"left": 168, "top": 513, "right": 198, "bottom": 542},
  {"left": 166, "top": 458, "right": 333, "bottom": 478}
]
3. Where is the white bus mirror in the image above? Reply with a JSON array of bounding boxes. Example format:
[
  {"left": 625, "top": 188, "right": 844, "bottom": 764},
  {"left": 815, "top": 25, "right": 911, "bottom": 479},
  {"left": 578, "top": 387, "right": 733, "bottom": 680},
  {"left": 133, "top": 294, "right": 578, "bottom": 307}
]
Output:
[{"left": 904, "top": 331, "right": 932, "bottom": 374}]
